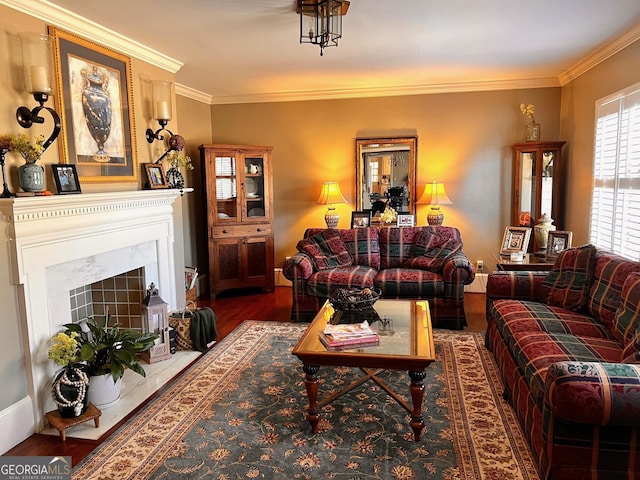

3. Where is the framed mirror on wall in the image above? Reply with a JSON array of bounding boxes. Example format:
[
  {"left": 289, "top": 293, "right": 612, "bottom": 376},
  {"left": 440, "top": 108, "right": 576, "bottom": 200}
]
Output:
[{"left": 355, "top": 136, "right": 417, "bottom": 217}]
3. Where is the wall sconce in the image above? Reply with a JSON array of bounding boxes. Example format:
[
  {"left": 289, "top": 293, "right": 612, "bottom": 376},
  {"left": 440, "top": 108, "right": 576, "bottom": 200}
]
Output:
[
  {"left": 417, "top": 181, "right": 453, "bottom": 225},
  {"left": 15, "top": 32, "right": 61, "bottom": 153},
  {"left": 317, "top": 181, "right": 346, "bottom": 228},
  {"left": 146, "top": 80, "right": 174, "bottom": 144}
]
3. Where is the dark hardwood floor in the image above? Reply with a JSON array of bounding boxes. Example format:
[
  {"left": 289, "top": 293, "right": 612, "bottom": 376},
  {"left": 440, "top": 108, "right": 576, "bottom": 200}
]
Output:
[{"left": 4, "top": 287, "right": 487, "bottom": 465}]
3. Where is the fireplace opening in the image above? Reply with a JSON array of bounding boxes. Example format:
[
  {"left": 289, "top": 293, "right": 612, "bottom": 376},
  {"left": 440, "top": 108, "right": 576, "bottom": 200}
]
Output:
[{"left": 70, "top": 268, "right": 145, "bottom": 330}]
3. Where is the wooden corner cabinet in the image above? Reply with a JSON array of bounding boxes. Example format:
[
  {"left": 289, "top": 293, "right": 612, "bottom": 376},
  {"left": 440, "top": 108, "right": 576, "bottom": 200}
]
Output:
[
  {"left": 199, "top": 144, "right": 275, "bottom": 298},
  {"left": 512, "top": 141, "right": 566, "bottom": 238}
]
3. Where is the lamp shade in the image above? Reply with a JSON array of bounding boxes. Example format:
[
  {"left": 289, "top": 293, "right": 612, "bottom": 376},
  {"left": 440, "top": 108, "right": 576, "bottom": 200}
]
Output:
[
  {"left": 316, "top": 181, "right": 347, "bottom": 206},
  {"left": 417, "top": 181, "right": 452, "bottom": 226},
  {"left": 417, "top": 181, "right": 453, "bottom": 206}
]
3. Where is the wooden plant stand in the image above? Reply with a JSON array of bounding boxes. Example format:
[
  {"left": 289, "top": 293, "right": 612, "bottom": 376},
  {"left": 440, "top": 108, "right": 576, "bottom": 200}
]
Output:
[{"left": 45, "top": 403, "right": 102, "bottom": 441}]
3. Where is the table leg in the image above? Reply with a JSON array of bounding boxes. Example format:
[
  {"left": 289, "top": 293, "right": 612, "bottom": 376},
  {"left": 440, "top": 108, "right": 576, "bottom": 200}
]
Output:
[
  {"left": 408, "top": 369, "right": 426, "bottom": 441},
  {"left": 303, "top": 365, "right": 320, "bottom": 433}
]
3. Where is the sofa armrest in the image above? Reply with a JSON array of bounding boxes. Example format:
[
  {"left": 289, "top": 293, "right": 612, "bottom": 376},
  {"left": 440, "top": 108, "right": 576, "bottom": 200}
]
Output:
[
  {"left": 442, "top": 251, "right": 475, "bottom": 285},
  {"left": 282, "top": 253, "right": 315, "bottom": 281},
  {"left": 544, "top": 361, "right": 640, "bottom": 426},
  {"left": 486, "top": 271, "right": 547, "bottom": 301}
]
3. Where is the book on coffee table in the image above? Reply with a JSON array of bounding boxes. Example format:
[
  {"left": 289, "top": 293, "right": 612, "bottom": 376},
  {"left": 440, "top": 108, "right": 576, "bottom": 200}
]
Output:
[{"left": 318, "top": 331, "right": 380, "bottom": 349}]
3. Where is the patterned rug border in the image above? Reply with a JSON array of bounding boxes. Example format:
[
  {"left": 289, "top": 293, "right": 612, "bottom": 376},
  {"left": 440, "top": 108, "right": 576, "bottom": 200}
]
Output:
[{"left": 73, "top": 321, "right": 538, "bottom": 479}]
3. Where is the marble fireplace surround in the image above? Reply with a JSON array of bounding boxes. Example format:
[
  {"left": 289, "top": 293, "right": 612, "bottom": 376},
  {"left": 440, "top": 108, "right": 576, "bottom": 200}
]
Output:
[{"left": 2, "top": 189, "right": 183, "bottom": 435}]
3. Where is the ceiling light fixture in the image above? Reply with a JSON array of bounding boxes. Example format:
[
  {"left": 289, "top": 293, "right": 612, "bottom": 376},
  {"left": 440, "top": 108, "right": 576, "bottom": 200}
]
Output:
[{"left": 297, "top": 0, "right": 350, "bottom": 56}]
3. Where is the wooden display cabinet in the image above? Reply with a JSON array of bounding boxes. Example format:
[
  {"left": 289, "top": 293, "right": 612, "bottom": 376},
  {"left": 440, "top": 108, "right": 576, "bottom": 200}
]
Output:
[
  {"left": 512, "top": 141, "right": 566, "bottom": 250},
  {"left": 199, "top": 144, "right": 275, "bottom": 298}
]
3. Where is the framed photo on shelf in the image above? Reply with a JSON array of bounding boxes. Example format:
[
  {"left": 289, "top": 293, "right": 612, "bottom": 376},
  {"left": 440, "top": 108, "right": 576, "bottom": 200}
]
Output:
[
  {"left": 547, "top": 231, "right": 573, "bottom": 257},
  {"left": 144, "top": 163, "right": 167, "bottom": 189},
  {"left": 397, "top": 214, "right": 415, "bottom": 227},
  {"left": 50, "top": 164, "right": 81, "bottom": 194},
  {"left": 351, "top": 211, "right": 372, "bottom": 228},
  {"left": 500, "top": 226, "right": 532, "bottom": 255},
  {"left": 49, "top": 26, "right": 138, "bottom": 184}
]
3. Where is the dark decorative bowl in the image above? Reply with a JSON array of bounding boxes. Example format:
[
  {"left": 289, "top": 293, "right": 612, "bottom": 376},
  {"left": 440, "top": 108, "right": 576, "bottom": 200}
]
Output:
[{"left": 330, "top": 288, "right": 381, "bottom": 312}]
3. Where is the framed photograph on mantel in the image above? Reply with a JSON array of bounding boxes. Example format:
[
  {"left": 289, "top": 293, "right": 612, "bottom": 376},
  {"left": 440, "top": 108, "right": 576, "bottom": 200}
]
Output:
[
  {"left": 49, "top": 26, "right": 138, "bottom": 184},
  {"left": 51, "top": 164, "right": 81, "bottom": 194}
]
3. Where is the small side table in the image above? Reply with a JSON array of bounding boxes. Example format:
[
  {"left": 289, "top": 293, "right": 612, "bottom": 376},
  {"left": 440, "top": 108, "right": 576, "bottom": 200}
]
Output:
[
  {"left": 493, "top": 253, "right": 554, "bottom": 272},
  {"left": 45, "top": 403, "right": 102, "bottom": 441}
]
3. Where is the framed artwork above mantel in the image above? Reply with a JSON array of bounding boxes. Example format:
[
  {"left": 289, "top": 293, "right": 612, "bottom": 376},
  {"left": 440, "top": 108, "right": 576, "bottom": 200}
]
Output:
[{"left": 49, "top": 26, "right": 139, "bottom": 184}]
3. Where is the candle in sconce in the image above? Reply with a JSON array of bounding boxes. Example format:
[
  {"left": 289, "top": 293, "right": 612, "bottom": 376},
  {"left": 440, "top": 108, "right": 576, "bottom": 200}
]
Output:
[
  {"left": 30, "top": 65, "right": 49, "bottom": 93},
  {"left": 156, "top": 100, "right": 171, "bottom": 121}
]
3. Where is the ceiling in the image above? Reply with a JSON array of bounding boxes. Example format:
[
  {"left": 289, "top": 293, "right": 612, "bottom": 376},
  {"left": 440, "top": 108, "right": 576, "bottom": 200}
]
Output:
[{"left": 14, "top": 0, "right": 640, "bottom": 104}]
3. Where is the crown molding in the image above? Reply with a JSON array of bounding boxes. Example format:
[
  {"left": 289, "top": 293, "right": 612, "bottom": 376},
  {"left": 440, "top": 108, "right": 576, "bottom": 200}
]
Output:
[
  {"left": 560, "top": 23, "right": 640, "bottom": 85},
  {"left": 209, "top": 77, "right": 561, "bottom": 105},
  {"left": 1, "top": 0, "right": 183, "bottom": 73},
  {"left": 176, "top": 83, "right": 213, "bottom": 104}
]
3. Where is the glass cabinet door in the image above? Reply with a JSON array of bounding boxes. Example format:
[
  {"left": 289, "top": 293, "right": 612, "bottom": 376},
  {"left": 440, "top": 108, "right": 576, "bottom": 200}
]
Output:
[
  {"left": 214, "top": 155, "right": 238, "bottom": 221},
  {"left": 244, "top": 155, "right": 266, "bottom": 219}
]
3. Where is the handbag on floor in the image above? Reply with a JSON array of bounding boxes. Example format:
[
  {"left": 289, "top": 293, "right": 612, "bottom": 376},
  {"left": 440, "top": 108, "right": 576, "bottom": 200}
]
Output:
[{"left": 169, "top": 302, "right": 217, "bottom": 352}]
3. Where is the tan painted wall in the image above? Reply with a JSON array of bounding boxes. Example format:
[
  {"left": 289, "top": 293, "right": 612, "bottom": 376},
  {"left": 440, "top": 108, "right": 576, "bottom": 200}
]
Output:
[
  {"left": 210, "top": 89, "right": 562, "bottom": 269},
  {"left": 560, "top": 40, "right": 640, "bottom": 245}
]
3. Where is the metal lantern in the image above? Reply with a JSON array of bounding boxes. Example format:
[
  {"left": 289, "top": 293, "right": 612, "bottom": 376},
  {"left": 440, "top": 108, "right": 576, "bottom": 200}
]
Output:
[{"left": 140, "top": 283, "right": 172, "bottom": 363}]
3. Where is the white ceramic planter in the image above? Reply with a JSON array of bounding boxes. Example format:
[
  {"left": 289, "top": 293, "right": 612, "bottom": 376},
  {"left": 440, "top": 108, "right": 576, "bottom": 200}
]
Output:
[{"left": 88, "top": 374, "right": 122, "bottom": 409}]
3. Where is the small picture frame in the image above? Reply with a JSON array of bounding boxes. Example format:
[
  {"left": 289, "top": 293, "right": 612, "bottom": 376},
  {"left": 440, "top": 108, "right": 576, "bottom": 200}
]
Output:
[
  {"left": 547, "top": 231, "right": 573, "bottom": 257},
  {"left": 500, "top": 226, "right": 532, "bottom": 255},
  {"left": 397, "top": 214, "right": 415, "bottom": 227},
  {"left": 51, "top": 164, "right": 81, "bottom": 194},
  {"left": 351, "top": 211, "right": 372, "bottom": 228},
  {"left": 144, "top": 163, "right": 168, "bottom": 189}
]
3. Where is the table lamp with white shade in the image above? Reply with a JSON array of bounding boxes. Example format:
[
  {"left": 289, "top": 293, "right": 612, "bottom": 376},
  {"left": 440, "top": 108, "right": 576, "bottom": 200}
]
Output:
[
  {"left": 317, "top": 181, "right": 347, "bottom": 228},
  {"left": 417, "top": 181, "right": 453, "bottom": 225}
]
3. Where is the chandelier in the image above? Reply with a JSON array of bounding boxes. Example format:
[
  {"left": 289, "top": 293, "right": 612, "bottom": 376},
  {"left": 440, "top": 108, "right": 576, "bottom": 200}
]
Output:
[{"left": 298, "top": 0, "right": 350, "bottom": 56}]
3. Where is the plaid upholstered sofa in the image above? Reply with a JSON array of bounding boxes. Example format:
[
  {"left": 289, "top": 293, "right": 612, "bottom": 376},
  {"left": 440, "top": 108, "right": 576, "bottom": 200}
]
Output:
[
  {"left": 282, "top": 226, "right": 475, "bottom": 329},
  {"left": 486, "top": 244, "right": 640, "bottom": 480}
]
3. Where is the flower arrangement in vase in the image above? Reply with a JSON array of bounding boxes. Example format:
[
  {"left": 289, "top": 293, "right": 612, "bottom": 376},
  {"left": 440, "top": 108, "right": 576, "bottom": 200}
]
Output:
[
  {"left": 0, "top": 133, "right": 47, "bottom": 192},
  {"left": 48, "top": 331, "right": 90, "bottom": 418},
  {"left": 162, "top": 134, "right": 194, "bottom": 189},
  {"left": 519, "top": 103, "right": 540, "bottom": 142},
  {"left": 379, "top": 205, "right": 398, "bottom": 225}
]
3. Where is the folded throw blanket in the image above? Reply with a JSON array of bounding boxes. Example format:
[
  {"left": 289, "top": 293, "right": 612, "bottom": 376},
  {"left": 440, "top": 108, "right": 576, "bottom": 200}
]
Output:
[{"left": 189, "top": 307, "right": 218, "bottom": 352}]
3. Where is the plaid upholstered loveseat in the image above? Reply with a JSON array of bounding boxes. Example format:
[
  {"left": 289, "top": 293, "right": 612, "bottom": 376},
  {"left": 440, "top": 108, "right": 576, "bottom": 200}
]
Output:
[
  {"left": 282, "top": 226, "right": 475, "bottom": 329},
  {"left": 486, "top": 244, "right": 640, "bottom": 480}
]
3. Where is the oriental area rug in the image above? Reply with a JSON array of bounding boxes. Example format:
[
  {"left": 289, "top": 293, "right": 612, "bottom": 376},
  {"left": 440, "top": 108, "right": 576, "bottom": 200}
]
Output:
[{"left": 73, "top": 322, "right": 539, "bottom": 480}]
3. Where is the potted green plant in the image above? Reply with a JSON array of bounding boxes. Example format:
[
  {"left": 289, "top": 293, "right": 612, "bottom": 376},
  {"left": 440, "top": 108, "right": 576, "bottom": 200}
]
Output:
[{"left": 61, "top": 313, "right": 159, "bottom": 408}]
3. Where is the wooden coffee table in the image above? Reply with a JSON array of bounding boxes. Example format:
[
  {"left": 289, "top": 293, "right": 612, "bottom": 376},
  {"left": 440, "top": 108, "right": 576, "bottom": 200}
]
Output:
[{"left": 292, "top": 299, "right": 435, "bottom": 441}]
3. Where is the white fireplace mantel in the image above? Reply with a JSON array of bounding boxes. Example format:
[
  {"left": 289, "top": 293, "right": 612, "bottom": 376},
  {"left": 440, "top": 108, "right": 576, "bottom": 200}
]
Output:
[{"left": 0, "top": 189, "right": 187, "bottom": 450}]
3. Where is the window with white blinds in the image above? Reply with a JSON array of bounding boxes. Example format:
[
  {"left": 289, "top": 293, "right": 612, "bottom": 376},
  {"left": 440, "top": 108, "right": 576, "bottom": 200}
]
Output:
[{"left": 590, "top": 82, "right": 640, "bottom": 260}]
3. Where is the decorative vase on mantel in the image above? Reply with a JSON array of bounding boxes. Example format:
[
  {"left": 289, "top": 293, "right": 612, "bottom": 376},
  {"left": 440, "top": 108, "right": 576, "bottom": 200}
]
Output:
[
  {"left": 534, "top": 213, "right": 555, "bottom": 253},
  {"left": 18, "top": 162, "right": 45, "bottom": 192},
  {"left": 526, "top": 119, "right": 541, "bottom": 142}
]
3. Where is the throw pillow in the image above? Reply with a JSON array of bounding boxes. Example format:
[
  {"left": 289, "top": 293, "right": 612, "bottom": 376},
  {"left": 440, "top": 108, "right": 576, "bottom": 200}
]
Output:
[
  {"left": 616, "top": 272, "right": 640, "bottom": 357},
  {"left": 540, "top": 244, "right": 597, "bottom": 312},
  {"left": 297, "top": 230, "right": 353, "bottom": 270},
  {"left": 403, "top": 229, "right": 462, "bottom": 271}
]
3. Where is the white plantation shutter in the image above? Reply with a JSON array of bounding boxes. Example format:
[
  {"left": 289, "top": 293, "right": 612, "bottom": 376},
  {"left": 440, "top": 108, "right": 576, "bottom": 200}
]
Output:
[{"left": 590, "top": 82, "right": 640, "bottom": 260}]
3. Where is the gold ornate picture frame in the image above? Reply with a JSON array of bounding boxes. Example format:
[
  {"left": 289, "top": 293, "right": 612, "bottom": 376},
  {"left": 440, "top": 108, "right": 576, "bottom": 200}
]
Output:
[
  {"left": 500, "top": 226, "right": 532, "bottom": 255},
  {"left": 49, "top": 26, "right": 138, "bottom": 183}
]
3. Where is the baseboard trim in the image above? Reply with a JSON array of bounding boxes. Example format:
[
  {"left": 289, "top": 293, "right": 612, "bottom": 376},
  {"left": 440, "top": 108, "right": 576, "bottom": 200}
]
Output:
[
  {"left": 0, "top": 396, "right": 35, "bottom": 454},
  {"left": 274, "top": 268, "right": 292, "bottom": 287},
  {"left": 465, "top": 273, "right": 487, "bottom": 293}
]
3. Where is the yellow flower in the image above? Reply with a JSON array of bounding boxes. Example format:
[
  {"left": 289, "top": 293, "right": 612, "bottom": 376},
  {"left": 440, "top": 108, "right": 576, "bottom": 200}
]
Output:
[
  {"left": 519, "top": 103, "right": 535, "bottom": 119},
  {"left": 380, "top": 205, "right": 398, "bottom": 224},
  {"left": 48, "top": 332, "right": 80, "bottom": 367}
]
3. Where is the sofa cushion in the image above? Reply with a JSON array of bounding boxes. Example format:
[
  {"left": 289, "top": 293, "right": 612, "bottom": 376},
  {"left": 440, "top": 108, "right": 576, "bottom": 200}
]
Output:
[
  {"left": 374, "top": 268, "right": 444, "bottom": 297},
  {"left": 613, "top": 272, "right": 640, "bottom": 350},
  {"left": 403, "top": 229, "right": 462, "bottom": 271},
  {"left": 297, "top": 230, "right": 353, "bottom": 270},
  {"left": 490, "top": 299, "right": 613, "bottom": 350},
  {"left": 587, "top": 251, "right": 640, "bottom": 333},
  {"left": 539, "top": 244, "right": 597, "bottom": 312},
  {"left": 379, "top": 226, "right": 462, "bottom": 270},
  {"left": 305, "top": 227, "right": 380, "bottom": 270},
  {"left": 305, "top": 265, "right": 377, "bottom": 298}
]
